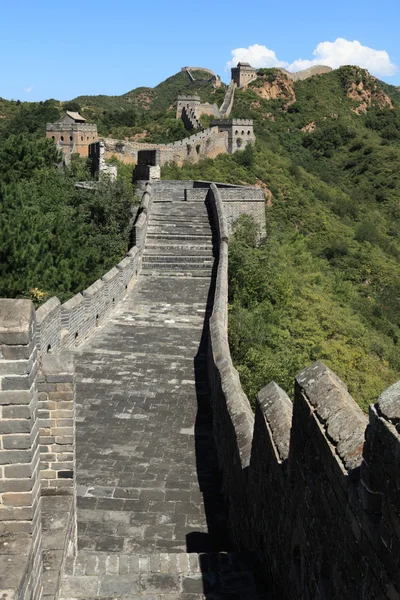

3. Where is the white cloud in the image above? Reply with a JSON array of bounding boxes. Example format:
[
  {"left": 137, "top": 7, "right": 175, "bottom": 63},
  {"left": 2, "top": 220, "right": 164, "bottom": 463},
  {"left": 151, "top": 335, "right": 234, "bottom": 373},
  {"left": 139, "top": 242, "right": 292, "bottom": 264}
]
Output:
[
  {"left": 226, "top": 44, "right": 287, "bottom": 70},
  {"left": 227, "top": 39, "right": 398, "bottom": 78},
  {"left": 24, "top": 86, "right": 34, "bottom": 93}
]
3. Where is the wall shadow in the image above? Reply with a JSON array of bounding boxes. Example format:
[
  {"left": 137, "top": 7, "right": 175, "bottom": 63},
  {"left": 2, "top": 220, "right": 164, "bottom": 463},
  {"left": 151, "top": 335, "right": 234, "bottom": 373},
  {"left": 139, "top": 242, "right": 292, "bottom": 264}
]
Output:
[{"left": 186, "top": 198, "right": 256, "bottom": 597}]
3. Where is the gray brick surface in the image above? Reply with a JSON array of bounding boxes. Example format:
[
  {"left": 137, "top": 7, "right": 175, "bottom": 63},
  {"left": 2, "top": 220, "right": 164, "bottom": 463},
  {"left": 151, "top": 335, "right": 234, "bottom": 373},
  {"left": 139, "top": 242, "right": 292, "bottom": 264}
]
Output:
[{"left": 57, "top": 191, "right": 265, "bottom": 599}]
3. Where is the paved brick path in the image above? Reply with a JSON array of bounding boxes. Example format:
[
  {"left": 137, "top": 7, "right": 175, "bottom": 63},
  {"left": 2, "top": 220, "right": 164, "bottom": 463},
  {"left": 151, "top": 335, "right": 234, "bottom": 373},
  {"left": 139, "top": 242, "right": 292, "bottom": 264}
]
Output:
[{"left": 59, "top": 195, "right": 266, "bottom": 599}]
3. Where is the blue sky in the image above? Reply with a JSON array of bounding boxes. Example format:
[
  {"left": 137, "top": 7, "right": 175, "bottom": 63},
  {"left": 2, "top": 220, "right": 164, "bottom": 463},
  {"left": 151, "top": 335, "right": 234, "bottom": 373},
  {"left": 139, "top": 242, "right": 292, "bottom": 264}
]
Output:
[{"left": 1, "top": 0, "right": 399, "bottom": 102}]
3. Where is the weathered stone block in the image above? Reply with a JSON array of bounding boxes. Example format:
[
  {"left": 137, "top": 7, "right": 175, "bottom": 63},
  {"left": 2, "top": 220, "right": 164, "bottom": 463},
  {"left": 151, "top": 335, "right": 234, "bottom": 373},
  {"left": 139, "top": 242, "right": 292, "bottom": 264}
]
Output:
[
  {"left": 3, "top": 434, "right": 34, "bottom": 450},
  {"left": 0, "top": 418, "right": 33, "bottom": 434},
  {"left": 2, "top": 404, "right": 34, "bottom": 419},
  {"left": 0, "top": 390, "right": 32, "bottom": 405},
  {"left": 2, "top": 491, "right": 35, "bottom": 506},
  {"left": 0, "top": 448, "right": 34, "bottom": 465},
  {"left": 0, "top": 300, "right": 35, "bottom": 345}
]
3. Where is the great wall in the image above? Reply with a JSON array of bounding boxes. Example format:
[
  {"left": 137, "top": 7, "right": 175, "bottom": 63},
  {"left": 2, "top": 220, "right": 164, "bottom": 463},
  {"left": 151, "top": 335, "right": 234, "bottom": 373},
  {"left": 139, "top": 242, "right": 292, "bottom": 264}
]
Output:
[
  {"left": 46, "top": 63, "right": 334, "bottom": 170},
  {"left": 2, "top": 63, "right": 400, "bottom": 600}
]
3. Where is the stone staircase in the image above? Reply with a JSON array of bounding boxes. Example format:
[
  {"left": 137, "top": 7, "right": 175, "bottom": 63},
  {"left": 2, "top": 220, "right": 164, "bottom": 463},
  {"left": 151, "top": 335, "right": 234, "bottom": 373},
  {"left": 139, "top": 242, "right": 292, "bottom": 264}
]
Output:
[
  {"left": 60, "top": 551, "right": 266, "bottom": 599},
  {"left": 142, "top": 194, "right": 215, "bottom": 278},
  {"left": 58, "top": 187, "right": 267, "bottom": 599}
]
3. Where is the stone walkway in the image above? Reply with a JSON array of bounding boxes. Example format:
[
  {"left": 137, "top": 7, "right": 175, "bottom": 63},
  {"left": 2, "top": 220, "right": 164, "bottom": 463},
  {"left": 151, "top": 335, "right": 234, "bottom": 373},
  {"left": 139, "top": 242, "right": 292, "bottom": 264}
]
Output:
[{"left": 59, "top": 194, "right": 266, "bottom": 599}]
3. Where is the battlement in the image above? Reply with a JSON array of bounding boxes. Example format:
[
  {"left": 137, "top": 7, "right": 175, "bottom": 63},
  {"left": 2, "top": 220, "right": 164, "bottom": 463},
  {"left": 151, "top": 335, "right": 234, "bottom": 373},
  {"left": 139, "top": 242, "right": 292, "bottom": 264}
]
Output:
[
  {"left": 210, "top": 118, "right": 253, "bottom": 127},
  {"left": 232, "top": 118, "right": 253, "bottom": 125},
  {"left": 46, "top": 119, "right": 98, "bottom": 158},
  {"left": 231, "top": 62, "right": 257, "bottom": 88},
  {"left": 1, "top": 179, "right": 399, "bottom": 599},
  {"left": 46, "top": 122, "right": 97, "bottom": 132},
  {"left": 207, "top": 183, "right": 400, "bottom": 600},
  {"left": 177, "top": 95, "right": 201, "bottom": 102}
]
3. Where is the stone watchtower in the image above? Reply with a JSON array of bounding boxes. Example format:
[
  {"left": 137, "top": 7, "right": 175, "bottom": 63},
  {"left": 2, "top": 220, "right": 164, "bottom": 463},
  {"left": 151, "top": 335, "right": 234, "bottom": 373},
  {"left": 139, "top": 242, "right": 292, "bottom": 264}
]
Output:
[
  {"left": 133, "top": 149, "right": 161, "bottom": 182},
  {"left": 210, "top": 119, "right": 255, "bottom": 153},
  {"left": 231, "top": 62, "right": 257, "bottom": 88},
  {"left": 176, "top": 96, "right": 201, "bottom": 119},
  {"left": 46, "top": 111, "right": 98, "bottom": 157}
]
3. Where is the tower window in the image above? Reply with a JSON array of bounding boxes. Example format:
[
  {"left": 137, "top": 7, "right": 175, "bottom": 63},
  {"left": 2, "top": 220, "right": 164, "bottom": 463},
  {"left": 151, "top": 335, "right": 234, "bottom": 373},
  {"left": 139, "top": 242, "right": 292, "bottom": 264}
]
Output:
[
  {"left": 60, "top": 136, "right": 64, "bottom": 142},
  {"left": 69, "top": 135, "right": 73, "bottom": 141}
]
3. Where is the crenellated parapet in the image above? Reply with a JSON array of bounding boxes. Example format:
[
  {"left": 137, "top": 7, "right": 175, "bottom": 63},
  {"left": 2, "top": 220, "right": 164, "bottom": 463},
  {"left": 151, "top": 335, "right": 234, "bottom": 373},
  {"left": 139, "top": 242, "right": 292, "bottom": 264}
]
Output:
[
  {"left": 207, "top": 184, "right": 400, "bottom": 600},
  {"left": 0, "top": 182, "right": 155, "bottom": 599}
]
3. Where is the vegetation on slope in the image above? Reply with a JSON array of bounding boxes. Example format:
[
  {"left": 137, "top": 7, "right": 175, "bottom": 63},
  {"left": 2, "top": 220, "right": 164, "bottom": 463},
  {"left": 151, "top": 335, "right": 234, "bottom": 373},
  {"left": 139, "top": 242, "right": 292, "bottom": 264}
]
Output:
[
  {"left": 0, "top": 134, "right": 135, "bottom": 305},
  {"left": 0, "top": 69, "right": 226, "bottom": 303},
  {"left": 1, "top": 65, "right": 399, "bottom": 409},
  {"left": 0, "top": 71, "right": 226, "bottom": 145},
  {"left": 72, "top": 71, "right": 225, "bottom": 142},
  {"left": 162, "top": 66, "right": 400, "bottom": 410}
]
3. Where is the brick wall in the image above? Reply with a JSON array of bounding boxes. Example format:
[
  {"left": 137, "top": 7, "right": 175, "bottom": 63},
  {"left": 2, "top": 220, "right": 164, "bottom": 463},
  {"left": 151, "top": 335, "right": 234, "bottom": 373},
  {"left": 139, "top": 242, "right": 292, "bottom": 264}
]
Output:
[
  {"left": 218, "top": 188, "right": 265, "bottom": 237},
  {"left": 99, "top": 127, "right": 230, "bottom": 167},
  {"left": 0, "top": 300, "right": 43, "bottom": 600},
  {"left": 207, "top": 184, "right": 400, "bottom": 600},
  {"left": 35, "top": 183, "right": 152, "bottom": 357},
  {"left": 38, "top": 355, "right": 75, "bottom": 496},
  {"left": 0, "top": 181, "right": 153, "bottom": 600}
]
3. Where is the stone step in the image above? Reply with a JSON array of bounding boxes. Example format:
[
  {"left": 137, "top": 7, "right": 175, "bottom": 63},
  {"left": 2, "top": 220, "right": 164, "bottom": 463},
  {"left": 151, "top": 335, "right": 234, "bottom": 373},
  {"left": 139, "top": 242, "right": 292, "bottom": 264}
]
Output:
[
  {"left": 147, "top": 224, "right": 213, "bottom": 232},
  {"left": 151, "top": 203, "right": 208, "bottom": 210},
  {"left": 150, "top": 201, "right": 208, "bottom": 207},
  {"left": 153, "top": 199, "right": 206, "bottom": 206},
  {"left": 145, "top": 243, "right": 214, "bottom": 251},
  {"left": 141, "top": 269, "right": 213, "bottom": 278},
  {"left": 150, "top": 216, "right": 210, "bottom": 224},
  {"left": 143, "top": 254, "right": 213, "bottom": 262},
  {"left": 149, "top": 214, "right": 209, "bottom": 220},
  {"left": 142, "top": 261, "right": 213, "bottom": 270},
  {"left": 146, "top": 234, "right": 213, "bottom": 241},
  {"left": 64, "top": 551, "right": 255, "bottom": 576},
  {"left": 60, "top": 551, "right": 264, "bottom": 599},
  {"left": 144, "top": 251, "right": 214, "bottom": 259}
]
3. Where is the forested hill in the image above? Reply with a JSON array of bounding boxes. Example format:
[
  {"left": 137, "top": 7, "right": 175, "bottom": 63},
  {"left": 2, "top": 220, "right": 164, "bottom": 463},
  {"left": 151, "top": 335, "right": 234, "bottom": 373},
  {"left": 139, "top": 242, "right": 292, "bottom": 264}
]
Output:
[
  {"left": 1, "top": 64, "right": 400, "bottom": 410},
  {"left": 0, "top": 70, "right": 226, "bottom": 144},
  {"left": 162, "top": 66, "right": 400, "bottom": 410}
]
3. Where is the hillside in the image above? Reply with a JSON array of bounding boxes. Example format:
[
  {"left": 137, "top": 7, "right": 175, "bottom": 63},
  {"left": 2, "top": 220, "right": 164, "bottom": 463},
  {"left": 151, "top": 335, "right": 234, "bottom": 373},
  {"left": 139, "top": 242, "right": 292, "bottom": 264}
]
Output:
[
  {"left": 0, "top": 65, "right": 399, "bottom": 410},
  {"left": 162, "top": 66, "right": 400, "bottom": 410},
  {"left": 0, "top": 70, "right": 226, "bottom": 144},
  {"left": 72, "top": 70, "right": 226, "bottom": 141}
]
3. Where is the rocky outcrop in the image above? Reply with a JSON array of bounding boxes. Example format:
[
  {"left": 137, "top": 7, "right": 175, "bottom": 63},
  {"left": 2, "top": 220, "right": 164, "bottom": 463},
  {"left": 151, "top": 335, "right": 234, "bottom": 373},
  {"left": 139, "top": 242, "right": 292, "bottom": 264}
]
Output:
[
  {"left": 347, "top": 79, "right": 393, "bottom": 114},
  {"left": 250, "top": 73, "right": 296, "bottom": 107},
  {"left": 301, "top": 121, "right": 317, "bottom": 133}
]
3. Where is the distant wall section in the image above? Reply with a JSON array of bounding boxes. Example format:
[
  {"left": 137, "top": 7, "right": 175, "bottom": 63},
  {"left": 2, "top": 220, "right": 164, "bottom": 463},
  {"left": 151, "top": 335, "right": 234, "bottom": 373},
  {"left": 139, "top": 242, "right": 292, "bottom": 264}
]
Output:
[{"left": 97, "top": 126, "right": 229, "bottom": 167}]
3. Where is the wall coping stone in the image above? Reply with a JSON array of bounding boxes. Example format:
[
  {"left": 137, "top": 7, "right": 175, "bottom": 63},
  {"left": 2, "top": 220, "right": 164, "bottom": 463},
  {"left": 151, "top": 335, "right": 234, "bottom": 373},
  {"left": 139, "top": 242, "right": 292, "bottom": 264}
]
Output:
[
  {"left": 36, "top": 297, "right": 61, "bottom": 325},
  {"left": 62, "top": 293, "right": 84, "bottom": 311},
  {"left": 257, "top": 382, "right": 292, "bottom": 462},
  {"left": 376, "top": 380, "right": 400, "bottom": 426},
  {"left": 0, "top": 299, "right": 35, "bottom": 345},
  {"left": 126, "top": 246, "right": 140, "bottom": 258},
  {"left": 41, "top": 354, "right": 75, "bottom": 375},
  {"left": 117, "top": 257, "right": 131, "bottom": 270},
  {"left": 82, "top": 279, "right": 104, "bottom": 298},
  {"left": 296, "top": 361, "right": 367, "bottom": 472},
  {"left": 101, "top": 266, "right": 119, "bottom": 282}
]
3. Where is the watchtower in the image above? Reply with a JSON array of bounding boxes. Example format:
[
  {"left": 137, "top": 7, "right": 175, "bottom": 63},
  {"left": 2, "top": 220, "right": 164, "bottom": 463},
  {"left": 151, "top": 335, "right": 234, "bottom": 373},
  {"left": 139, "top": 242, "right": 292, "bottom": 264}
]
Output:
[
  {"left": 231, "top": 62, "right": 257, "bottom": 88},
  {"left": 210, "top": 119, "right": 255, "bottom": 153},
  {"left": 133, "top": 149, "right": 161, "bottom": 181},
  {"left": 46, "top": 111, "right": 98, "bottom": 157},
  {"left": 176, "top": 96, "right": 201, "bottom": 119}
]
